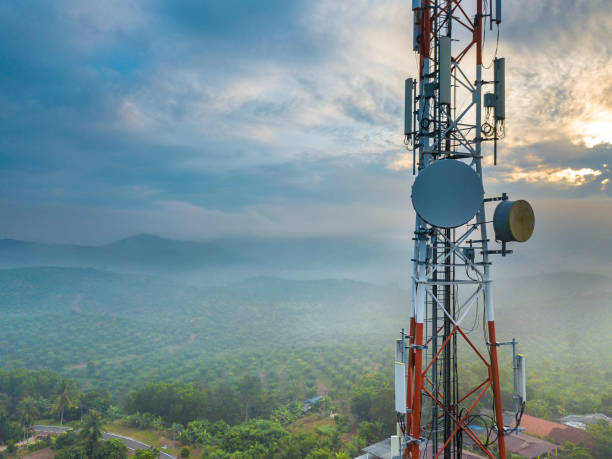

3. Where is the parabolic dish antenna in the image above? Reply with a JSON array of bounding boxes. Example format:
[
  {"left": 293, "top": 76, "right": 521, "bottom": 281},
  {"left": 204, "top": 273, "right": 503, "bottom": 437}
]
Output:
[{"left": 411, "top": 160, "right": 484, "bottom": 228}]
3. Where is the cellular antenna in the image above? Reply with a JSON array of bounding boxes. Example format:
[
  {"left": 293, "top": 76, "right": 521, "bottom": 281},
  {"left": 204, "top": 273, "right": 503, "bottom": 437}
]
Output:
[{"left": 390, "top": 1, "right": 535, "bottom": 458}]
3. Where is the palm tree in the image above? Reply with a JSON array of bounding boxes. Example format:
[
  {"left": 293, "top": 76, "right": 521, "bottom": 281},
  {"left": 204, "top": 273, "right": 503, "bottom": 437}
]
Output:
[
  {"left": 81, "top": 410, "right": 103, "bottom": 459},
  {"left": 17, "top": 396, "right": 39, "bottom": 441},
  {"left": 54, "top": 379, "right": 75, "bottom": 425}
]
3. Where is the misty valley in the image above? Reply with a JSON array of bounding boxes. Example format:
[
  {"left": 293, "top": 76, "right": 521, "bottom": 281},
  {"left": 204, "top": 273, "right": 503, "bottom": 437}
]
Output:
[{"left": 0, "top": 236, "right": 609, "bottom": 458}]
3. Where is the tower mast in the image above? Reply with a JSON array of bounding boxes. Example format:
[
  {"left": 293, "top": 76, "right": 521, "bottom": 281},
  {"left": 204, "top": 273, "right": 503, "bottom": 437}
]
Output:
[{"left": 394, "top": 1, "right": 533, "bottom": 458}]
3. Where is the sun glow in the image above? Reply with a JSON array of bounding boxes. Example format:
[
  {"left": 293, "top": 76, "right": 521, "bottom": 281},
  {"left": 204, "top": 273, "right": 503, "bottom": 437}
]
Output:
[
  {"left": 504, "top": 166, "right": 602, "bottom": 186},
  {"left": 570, "top": 110, "right": 612, "bottom": 148}
]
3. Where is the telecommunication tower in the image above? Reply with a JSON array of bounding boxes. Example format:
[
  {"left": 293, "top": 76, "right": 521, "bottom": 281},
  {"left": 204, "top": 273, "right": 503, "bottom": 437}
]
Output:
[{"left": 392, "top": 1, "right": 535, "bottom": 458}]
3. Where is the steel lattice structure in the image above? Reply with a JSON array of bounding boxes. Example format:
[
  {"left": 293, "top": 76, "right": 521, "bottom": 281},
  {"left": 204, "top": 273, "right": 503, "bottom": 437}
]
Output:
[{"left": 394, "top": 1, "right": 525, "bottom": 458}]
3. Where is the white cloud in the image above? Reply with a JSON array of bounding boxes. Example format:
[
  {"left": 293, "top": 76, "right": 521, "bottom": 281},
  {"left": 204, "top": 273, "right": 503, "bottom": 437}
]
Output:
[
  {"left": 64, "top": 0, "right": 150, "bottom": 51},
  {"left": 503, "top": 166, "right": 603, "bottom": 186}
]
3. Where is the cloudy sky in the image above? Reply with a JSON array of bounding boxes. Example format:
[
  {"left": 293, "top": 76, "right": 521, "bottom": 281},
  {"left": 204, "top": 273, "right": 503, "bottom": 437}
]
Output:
[{"left": 0, "top": 0, "right": 610, "bottom": 271}]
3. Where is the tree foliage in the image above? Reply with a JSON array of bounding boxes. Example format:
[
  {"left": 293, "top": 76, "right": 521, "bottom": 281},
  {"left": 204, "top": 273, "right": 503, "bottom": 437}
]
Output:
[{"left": 349, "top": 373, "right": 395, "bottom": 434}]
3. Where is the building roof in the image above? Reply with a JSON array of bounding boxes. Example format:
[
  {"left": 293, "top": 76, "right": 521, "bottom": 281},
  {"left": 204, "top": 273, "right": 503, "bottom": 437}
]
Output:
[
  {"left": 504, "top": 432, "right": 559, "bottom": 459},
  {"left": 559, "top": 413, "right": 611, "bottom": 426},
  {"left": 520, "top": 414, "right": 592, "bottom": 446},
  {"left": 359, "top": 439, "right": 486, "bottom": 459},
  {"left": 362, "top": 438, "right": 391, "bottom": 459}
]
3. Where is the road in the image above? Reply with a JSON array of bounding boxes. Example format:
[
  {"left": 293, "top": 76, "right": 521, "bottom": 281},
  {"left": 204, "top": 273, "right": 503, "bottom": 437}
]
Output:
[
  {"left": 32, "top": 425, "right": 69, "bottom": 435},
  {"left": 33, "top": 425, "right": 176, "bottom": 459}
]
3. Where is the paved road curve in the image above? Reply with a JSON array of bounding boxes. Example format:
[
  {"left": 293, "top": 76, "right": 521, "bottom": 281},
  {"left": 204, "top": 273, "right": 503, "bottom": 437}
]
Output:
[{"left": 33, "top": 425, "right": 176, "bottom": 459}]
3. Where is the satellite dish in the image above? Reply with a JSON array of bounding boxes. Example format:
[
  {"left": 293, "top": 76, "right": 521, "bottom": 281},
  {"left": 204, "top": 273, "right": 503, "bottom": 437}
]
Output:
[{"left": 411, "top": 160, "right": 484, "bottom": 228}]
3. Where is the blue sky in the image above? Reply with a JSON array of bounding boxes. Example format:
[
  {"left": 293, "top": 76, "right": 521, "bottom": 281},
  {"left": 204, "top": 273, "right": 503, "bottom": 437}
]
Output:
[{"left": 0, "top": 0, "right": 610, "bottom": 273}]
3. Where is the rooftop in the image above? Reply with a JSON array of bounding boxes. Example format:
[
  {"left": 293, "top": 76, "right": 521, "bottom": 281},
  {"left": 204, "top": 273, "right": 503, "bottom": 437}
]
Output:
[
  {"left": 503, "top": 432, "right": 559, "bottom": 459},
  {"left": 520, "top": 414, "right": 592, "bottom": 446},
  {"left": 558, "top": 413, "right": 611, "bottom": 428}
]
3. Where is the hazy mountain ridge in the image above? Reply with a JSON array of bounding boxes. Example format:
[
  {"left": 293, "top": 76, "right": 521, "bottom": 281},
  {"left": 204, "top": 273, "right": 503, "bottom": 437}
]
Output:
[
  {"left": 0, "top": 234, "right": 412, "bottom": 283},
  {"left": 0, "top": 235, "right": 242, "bottom": 271}
]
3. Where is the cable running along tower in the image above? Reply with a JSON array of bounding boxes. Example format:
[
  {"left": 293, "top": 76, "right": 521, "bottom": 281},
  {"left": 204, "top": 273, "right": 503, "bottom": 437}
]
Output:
[{"left": 393, "top": 0, "right": 534, "bottom": 458}]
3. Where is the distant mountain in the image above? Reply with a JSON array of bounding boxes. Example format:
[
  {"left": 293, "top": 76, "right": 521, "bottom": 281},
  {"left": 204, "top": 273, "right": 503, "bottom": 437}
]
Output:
[
  {"left": 0, "top": 234, "right": 411, "bottom": 282},
  {"left": 99, "top": 234, "right": 238, "bottom": 268},
  {"left": 0, "top": 239, "right": 92, "bottom": 266},
  {"left": 0, "top": 234, "right": 239, "bottom": 270}
]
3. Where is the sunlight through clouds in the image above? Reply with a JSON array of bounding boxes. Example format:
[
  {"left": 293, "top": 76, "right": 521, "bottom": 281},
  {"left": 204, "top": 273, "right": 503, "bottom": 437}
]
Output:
[
  {"left": 504, "top": 166, "right": 603, "bottom": 186},
  {"left": 570, "top": 109, "right": 612, "bottom": 148}
]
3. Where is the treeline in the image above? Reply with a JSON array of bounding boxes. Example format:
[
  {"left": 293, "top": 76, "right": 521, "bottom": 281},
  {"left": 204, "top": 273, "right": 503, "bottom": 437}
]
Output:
[
  {"left": 0, "top": 368, "right": 112, "bottom": 446},
  {"left": 0, "top": 368, "right": 111, "bottom": 420},
  {"left": 0, "top": 368, "right": 64, "bottom": 444},
  {"left": 123, "top": 371, "right": 398, "bottom": 457},
  {"left": 2, "top": 365, "right": 611, "bottom": 459},
  {"left": 0, "top": 368, "right": 64, "bottom": 412},
  {"left": 125, "top": 375, "right": 273, "bottom": 426},
  {"left": 162, "top": 418, "right": 349, "bottom": 459}
]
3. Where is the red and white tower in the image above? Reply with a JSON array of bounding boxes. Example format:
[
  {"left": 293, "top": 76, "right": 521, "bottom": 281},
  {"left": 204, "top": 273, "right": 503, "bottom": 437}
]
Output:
[{"left": 394, "top": 1, "right": 534, "bottom": 458}]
